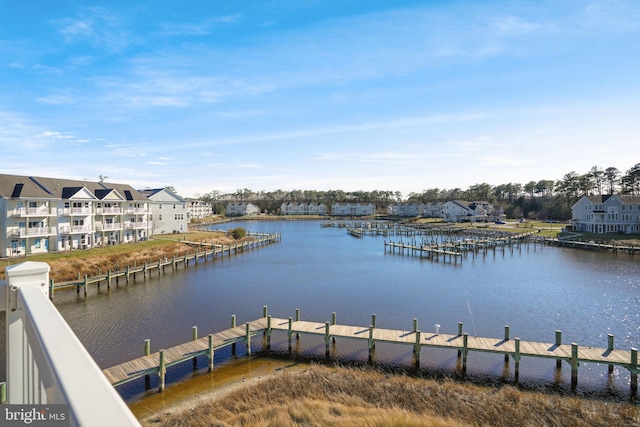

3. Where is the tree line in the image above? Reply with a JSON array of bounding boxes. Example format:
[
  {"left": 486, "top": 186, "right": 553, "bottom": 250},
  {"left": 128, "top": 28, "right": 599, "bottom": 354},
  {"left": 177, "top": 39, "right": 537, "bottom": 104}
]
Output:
[{"left": 197, "top": 163, "right": 640, "bottom": 220}]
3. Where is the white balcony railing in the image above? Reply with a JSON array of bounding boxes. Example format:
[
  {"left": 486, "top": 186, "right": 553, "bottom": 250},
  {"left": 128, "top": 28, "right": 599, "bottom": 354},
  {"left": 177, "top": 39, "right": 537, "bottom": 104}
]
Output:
[
  {"left": 8, "top": 207, "right": 55, "bottom": 217},
  {"left": 1, "top": 262, "right": 140, "bottom": 426},
  {"left": 96, "top": 207, "right": 121, "bottom": 214},
  {"left": 96, "top": 223, "right": 122, "bottom": 231},
  {"left": 8, "top": 227, "right": 56, "bottom": 237},
  {"left": 71, "top": 225, "right": 92, "bottom": 233}
]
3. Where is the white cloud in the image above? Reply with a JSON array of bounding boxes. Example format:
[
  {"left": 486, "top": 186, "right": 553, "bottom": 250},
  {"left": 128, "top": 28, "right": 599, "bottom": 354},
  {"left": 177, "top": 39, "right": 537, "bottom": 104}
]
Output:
[
  {"left": 52, "top": 6, "right": 131, "bottom": 52},
  {"left": 36, "top": 95, "right": 75, "bottom": 105}
]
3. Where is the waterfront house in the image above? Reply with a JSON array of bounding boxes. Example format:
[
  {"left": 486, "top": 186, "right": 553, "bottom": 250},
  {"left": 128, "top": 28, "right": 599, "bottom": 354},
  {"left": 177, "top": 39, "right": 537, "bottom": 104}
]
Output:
[
  {"left": 185, "top": 198, "right": 212, "bottom": 220},
  {"left": 280, "top": 202, "right": 327, "bottom": 215},
  {"left": 387, "top": 203, "right": 425, "bottom": 217},
  {"left": 331, "top": 202, "right": 375, "bottom": 216},
  {"left": 570, "top": 195, "right": 640, "bottom": 234},
  {"left": 226, "top": 202, "right": 260, "bottom": 216},
  {"left": 387, "top": 202, "right": 444, "bottom": 218},
  {"left": 442, "top": 200, "right": 503, "bottom": 223},
  {"left": 138, "top": 188, "right": 188, "bottom": 235},
  {"left": 0, "top": 174, "right": 151, "bottom": 257}
]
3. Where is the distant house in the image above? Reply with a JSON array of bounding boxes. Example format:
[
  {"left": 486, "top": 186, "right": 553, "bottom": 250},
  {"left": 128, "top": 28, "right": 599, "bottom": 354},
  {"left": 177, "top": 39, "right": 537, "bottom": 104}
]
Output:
[
  {"left": 571, "top": 195, "right": 640, "bottom": 234},
  {"left": 280, "top": 202, "right": 327, "bottom": 215},
  {"left": 226, "top": 202, "right": 260, "bottom": 217},
  {"left": 387, "top": 202, "right": 444, "bottom": 218},
  {"left": 331, "top": 202, "right": 375, "bottom": 216},
  {"left": 139, "top": 188, "right": 188, "bottom": 235},
  {"left": 442, "top": 200, "right": 502, "bottom": 223},
  {"left": 186, "top": 198, "right": 212, "bottom": 220},
  {"left": 0, "top": 174, "right": 151, "bottom": 257},
  {"left": 424, "top": 202, "right": 444, "bottom": 218},
  {"left": 388, "top": 203, "right": 425, "bottom": 217}
]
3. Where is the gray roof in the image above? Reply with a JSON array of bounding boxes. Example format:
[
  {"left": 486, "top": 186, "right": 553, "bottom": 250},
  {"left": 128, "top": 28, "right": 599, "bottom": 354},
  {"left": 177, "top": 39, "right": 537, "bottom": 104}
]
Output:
[{"left": 0, "top": 173, "right": 147, "bottom": 201}]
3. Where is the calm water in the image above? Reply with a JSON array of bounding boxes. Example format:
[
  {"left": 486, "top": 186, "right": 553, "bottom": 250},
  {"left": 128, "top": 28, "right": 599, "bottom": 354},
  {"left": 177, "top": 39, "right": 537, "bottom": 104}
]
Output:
[{"left": 5, "top": 220, "right": 640, "bottom": 401}]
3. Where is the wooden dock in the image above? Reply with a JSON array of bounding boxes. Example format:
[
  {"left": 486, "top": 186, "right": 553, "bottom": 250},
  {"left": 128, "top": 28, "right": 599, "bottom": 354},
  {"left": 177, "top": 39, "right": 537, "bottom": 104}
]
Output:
[
  {"left": 103, "top": 307, "right": 639, "bottom": 394},
  {"left": 49, "top": 233, "right": 280, "bottom": 300},
  {"left": 545, "top": 238, "right": 640, "bottom": 255},
  {"left": 384, "top": 231, "right": 540, "bottom": 263}
]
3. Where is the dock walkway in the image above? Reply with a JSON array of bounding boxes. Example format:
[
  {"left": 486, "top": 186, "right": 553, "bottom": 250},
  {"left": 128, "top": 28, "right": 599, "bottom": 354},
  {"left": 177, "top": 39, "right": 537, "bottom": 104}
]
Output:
[{"left": 103, "top": 308, "right": 638, "bottom": 394}]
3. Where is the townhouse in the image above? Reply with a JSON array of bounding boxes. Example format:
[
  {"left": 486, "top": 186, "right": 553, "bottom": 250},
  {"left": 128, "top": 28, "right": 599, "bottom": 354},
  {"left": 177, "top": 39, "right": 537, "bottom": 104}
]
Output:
[
  {"left": 185, "top": 198, "right": 212, "bottom": 220},
  {"left": 226, "top": 202, "right": 260, "bottom": 216},
  {"left": 280, "top": 202, "right": 327, "bottom": 215},
  {"left": 0, "top": 174, "right": 151, "bottom": 257},
  {"left": 138, "top": 188, "right": 188, "bottom": 234},
  {"left": 571, "top": 195, "right": 640, "bottom": 234},
  {"left": 387, "top": 202, "right": 444, "bottom": 218},
  {"left": 442, "top": 200, "right": 504, "bottom": 223},
  {"left": 330, "top": 202, "right": 375, "bottom": 216}
]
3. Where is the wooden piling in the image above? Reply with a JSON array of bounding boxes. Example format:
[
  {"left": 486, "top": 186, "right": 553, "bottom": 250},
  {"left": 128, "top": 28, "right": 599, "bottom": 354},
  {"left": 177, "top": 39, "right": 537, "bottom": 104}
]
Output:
[
  {"left": 504, "top": 325, "right": 510, "bottom": 362},
  {"left": 571, "top": 343, "right": 579, "bottom": 389},
  {"left": 231, "top": 315, "right": 237, "bottom": 355},
  {"left": 608, "top": 334, "right": 615, "bottom": 374},
  {"left": 631, "top": 348, "right": 638, "bottom": 395},
  {"left": 514, "top": 337, "right": 521, "bottom": 382},
  {"left": 192, "top": 326, "right": 198, "bottom": 370},
  {"left": 288, "top": 317, "right": 293, "bottom": 353},
  {"left": 144, "top": 339, "right": 151, "bottom": 389},
  {"left": 208, "top": 334, "right": 214, "bottom": 371},
  {"left": 325, "top": 321, "right": 331, "bottom": 357},
  {"left": 555, "top": 330, "right": 562, "bottom": 368},
  {"left": 266, "top": 315, "right": 272, "bottom": 350},
  {"left": 158, "top": 349, "right": 166, "bottom": 391},
  {"left": 245, "top": 323, "right": 251, "bottom": 356},
  {"left": 368, "top": 325, "right": 374, "bottom": 362}
]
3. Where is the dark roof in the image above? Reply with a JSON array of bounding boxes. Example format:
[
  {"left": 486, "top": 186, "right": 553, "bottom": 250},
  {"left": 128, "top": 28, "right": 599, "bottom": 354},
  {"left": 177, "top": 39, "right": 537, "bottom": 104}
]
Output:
[
  {"left": 0, "top": 173, "right": 147, "bottom": 201},
  {"left": 61, "top": 187, "right": 85, "bottom": 199}
]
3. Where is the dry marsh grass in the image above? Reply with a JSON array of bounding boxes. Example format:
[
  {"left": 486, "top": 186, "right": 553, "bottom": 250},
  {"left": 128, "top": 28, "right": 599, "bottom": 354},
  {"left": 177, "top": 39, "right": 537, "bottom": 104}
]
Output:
[
  {"left": 151, "top": 365, "right": 638, "bottom": 427},
  {"left": 0, "top": 231, "right": 236, "bottom": 282}
]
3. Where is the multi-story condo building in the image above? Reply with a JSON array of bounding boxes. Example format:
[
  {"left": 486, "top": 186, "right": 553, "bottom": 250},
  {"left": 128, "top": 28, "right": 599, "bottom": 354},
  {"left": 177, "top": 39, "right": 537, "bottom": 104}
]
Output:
[
  {"left": 571, "top": 195, "right": 640, "bottom": 234},
  {"left": 330, "top": 202, "right": 375, "bottom": 216},
  {"left": 226, "top": 202, "right": 260, "bottom": 216},
  {"left": 186, "top": 198, "right": 212, "bottom": 220},
  {"left": 280, "top": 202, "right": 327, "bottom": 215},
  {"left": 138, "top": 188, "right": 188, "bottom": 234},
  {"left": 0, "top": 174, "right": 151, "bottom": 257}
]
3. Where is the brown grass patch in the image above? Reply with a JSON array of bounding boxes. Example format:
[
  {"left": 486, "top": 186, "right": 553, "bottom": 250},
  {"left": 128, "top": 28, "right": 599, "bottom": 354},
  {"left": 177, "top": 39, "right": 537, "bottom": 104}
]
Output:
[
  {"left": 151, "top": 365, "right": 638, "bottom": 427},
  {"left": 0, "top": 231, "right": 241, "bottom": 283}
]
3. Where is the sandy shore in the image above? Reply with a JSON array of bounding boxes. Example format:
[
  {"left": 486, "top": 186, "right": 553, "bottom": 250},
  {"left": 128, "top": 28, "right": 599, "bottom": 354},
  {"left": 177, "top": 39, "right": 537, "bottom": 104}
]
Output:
[{"left": 129, "top": 357, "right": 309, "bottom": 425}]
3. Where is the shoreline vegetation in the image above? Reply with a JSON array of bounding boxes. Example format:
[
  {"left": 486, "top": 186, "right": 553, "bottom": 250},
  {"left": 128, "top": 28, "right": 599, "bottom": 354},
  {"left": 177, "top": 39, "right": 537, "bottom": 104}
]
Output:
[{"left": 138, "top": 362, "right": 639, "bottom": 427}]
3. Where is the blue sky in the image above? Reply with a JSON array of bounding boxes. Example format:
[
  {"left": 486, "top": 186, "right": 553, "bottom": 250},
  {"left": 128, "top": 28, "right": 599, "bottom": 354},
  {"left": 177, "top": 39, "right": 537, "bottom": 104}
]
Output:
[{"left": 1, "top": 0, "right": 639, "bottom": 198}]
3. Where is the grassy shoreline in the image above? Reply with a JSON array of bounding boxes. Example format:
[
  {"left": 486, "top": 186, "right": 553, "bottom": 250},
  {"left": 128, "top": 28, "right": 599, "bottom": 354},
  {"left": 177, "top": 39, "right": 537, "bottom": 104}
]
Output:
[{"left": 146, "top": 363, "right": 639, "bottom": 426}]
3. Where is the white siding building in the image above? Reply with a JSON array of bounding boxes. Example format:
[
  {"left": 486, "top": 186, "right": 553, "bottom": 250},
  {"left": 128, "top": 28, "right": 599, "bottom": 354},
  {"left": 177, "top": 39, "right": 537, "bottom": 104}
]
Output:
[
  {"left": 226, "top": 202, "right": 260, "bottom": 216},
  {"left": 0, "top": 174, "right": 151, "bottom": 257},
  {"left": 331, "top": 202, "right": 375, "bottom": 216},
  {"left": 139, "top": 188, "right": 188, "bottom": 235},
  {"left": 442, "top": 200, "right": 501, "bottom": 223},
  {"left": 571, "top": 195, "right": 640, "bottom": 234},
  {"left": 186, "top": 198, "right": 212, "bottom": 220},
  {"left": 280, "top": 202, "right": 327, "bottom": 215}
]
